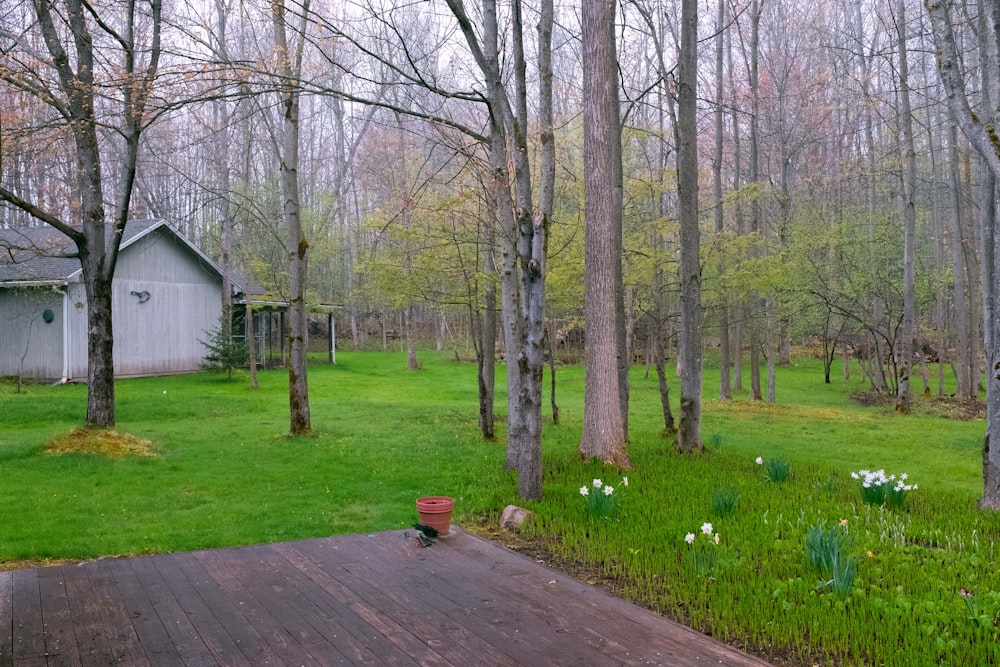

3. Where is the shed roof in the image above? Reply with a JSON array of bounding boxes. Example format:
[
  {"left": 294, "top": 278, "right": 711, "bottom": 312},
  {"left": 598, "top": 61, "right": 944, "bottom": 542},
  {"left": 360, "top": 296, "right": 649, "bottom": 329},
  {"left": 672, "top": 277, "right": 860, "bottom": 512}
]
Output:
[{"left": 0, "top": 219, "right": 242, "bottom": 291}]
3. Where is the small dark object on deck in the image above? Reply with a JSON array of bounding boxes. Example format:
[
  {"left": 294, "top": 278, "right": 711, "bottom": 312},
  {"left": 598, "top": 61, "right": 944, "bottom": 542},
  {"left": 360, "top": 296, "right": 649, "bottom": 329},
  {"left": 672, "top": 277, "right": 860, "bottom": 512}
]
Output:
[
  {"left": 403, "top": 529, "right": 431, "bottom": 547},
  {"left": 412, "top": 522, "right": 439, "bottom": 538},
  {"left": 406, "top": 523, "right": 438, "bottom": 547}
]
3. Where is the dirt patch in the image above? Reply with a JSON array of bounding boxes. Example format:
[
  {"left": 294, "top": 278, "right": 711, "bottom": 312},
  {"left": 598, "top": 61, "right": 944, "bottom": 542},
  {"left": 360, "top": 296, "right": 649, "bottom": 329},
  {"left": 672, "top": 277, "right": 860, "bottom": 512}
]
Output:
[
  {"left": 918, "top": 397, "right": 986, "bottom": 421},
  {"left": 45, "top": 429, "right": 156, "bottom": 458},
  {"left": 852, "top": 391, "right": 986, "bottom": 421},
  {"left": 850, "top": 391, "right": 894, "bottom": 408}
]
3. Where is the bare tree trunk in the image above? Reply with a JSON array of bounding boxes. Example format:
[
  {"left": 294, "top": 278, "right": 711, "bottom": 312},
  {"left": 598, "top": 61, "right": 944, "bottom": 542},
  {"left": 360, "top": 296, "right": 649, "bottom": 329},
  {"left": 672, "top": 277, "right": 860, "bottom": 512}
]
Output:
[
  {"left": 449, "top": 0, "right": 522, "bottom": 470},
  {"left": 548, "top": 319, "right": 559, "bottom": 425},
  {"left": 579, "top": 0, "right": 629, "bottom": 466},
  {"left": 949, "top": 122, "right": 972, "bottom": 400},
  {"left": 676, "top": 0, "right": 702, "bottom": 452},
  {"left": 964, "top": 147, "right": 983, "bottom": 395},
  {"left": 477, "top": 200, "right": 497, "bottom": 439},
  {"left": 85, "top": 271, "right": 117, "bottom": 427},
  {"left": 728, "top": 22, "right": 745, "bottom": 394},
  {"left": 445, "top": 0, "right": 550, "bottom": 499},
  {"left": 766, "top": 297, "right": 776, "bottom": 403},
  {"left": 930, "top": 112, "right": 948, "bottom": 397},
  {"left": 748, "top": 0, "right": 763, "bottom": 402},
  {"left": 272, "top": 0, "right": 311, "bottom": 435},
  {"left": 212, "top": 0, "right": 234, "bottom": 327},
  {"left": 405, "top": 305, "right": 418, "bottom": 370},
  {"left": 895, "top": 0, "right": 917, "bottom": 413},
  {"left": 715, "top": 0, "right": 731, "bottom": 401},
  {"left": 654, "top": 324, "right": 675, "bottom": 434}
]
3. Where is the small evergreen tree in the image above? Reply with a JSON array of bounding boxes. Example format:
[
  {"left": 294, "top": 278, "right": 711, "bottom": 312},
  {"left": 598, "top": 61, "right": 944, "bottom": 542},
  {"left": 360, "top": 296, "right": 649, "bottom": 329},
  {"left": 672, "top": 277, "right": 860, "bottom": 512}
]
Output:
[{"left": 200, "top": 312, "right": 249, "bottom": 380}]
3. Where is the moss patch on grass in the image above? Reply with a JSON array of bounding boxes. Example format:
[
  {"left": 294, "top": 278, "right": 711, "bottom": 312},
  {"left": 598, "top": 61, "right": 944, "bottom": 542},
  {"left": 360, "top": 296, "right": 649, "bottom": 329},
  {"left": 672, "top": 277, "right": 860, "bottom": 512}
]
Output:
[{"left": 45, "top": 429, "right": 156, "bottom": 458}]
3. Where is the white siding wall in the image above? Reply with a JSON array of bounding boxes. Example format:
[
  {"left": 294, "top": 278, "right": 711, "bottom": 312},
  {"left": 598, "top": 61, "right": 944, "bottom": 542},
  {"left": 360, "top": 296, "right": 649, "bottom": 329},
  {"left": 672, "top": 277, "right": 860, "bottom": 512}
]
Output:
[
  {"left": 66, "top": 282, "right": 88, "bottom": 380},
  {"left": 3, "top": 227, "right": 223, "bottom": 381},
  {"left": 0, "top": 288, "right": 64, "bottom": 379},
  {"left": 111, "top": 229, "right": 222, "bottom": 377}
]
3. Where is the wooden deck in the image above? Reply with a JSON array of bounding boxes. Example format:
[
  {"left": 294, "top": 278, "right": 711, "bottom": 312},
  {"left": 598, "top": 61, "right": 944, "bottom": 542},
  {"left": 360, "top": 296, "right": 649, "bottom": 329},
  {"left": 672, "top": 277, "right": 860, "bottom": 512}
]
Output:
[{"left": 0, "top": 529, "right": 771, "bottom": 666}]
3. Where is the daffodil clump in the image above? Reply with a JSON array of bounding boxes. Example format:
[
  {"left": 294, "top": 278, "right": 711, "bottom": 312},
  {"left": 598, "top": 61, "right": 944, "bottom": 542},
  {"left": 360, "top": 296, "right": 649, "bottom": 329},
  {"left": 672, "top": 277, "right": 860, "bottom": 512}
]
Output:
[
  {"left": 850, "top": 468, "right": 917, "bottom": 509},
  {"left": 684, "top": 522, "right": 721, "bottom": 576},
  {"left": 579, "top": 476, "right": 628, "bottom": 519},
  {"left": 805, "top": 519, "right": 856, "bottom": 598},
  {"left": 756, "top": 455, "right": 790, "bottom": 482}
]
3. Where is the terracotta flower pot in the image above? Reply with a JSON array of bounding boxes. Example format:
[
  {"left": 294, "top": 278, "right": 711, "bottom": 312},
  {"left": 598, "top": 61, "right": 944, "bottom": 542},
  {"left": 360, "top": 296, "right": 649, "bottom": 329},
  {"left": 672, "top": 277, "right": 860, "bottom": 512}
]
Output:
[{"left": 416, "top": 496, "right": 455, "bottom": 536}]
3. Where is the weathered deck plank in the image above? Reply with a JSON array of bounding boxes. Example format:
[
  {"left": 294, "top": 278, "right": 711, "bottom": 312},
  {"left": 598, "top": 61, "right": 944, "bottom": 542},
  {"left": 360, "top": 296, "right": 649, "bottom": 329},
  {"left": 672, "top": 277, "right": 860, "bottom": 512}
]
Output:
[
  {"left": 0, "top": 570, "right": 13, "bottom": 666},
  {"left": 35, "top": 567, "right": 83, "bottom": 667},
  {"left": 11, "top": 569, "right": 46, "bottom": 667},
  {"left": 0, "top": 530, "right": 772, "bottom": 666}
]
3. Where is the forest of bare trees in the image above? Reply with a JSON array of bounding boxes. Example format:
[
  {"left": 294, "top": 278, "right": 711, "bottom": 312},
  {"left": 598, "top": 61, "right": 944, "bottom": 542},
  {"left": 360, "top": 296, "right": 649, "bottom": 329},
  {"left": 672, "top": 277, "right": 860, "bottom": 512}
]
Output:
[{"left": 3, "top": 0, "right": 1000, "bottom": 500}]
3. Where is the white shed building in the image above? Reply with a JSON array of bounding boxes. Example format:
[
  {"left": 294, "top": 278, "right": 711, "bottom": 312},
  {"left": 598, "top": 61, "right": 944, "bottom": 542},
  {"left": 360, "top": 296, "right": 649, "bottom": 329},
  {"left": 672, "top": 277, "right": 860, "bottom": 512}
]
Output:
[{"left": 0, "top": 219, "right": 230, "bottom": 381}]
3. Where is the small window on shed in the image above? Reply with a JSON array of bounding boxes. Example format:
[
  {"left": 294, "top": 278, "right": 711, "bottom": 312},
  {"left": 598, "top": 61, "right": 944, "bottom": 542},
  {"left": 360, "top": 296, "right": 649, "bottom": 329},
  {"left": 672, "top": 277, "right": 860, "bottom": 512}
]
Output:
[{"left": 42, "top": 309, "right": 55, "bottom": 324}]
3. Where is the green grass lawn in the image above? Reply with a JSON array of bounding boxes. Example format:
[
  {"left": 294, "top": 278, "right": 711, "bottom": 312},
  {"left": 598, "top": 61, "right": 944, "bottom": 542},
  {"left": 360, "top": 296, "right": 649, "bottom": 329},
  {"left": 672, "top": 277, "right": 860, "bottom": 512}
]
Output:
[{"left": 1, "top": 350, "right": 996, "bottom": 665}]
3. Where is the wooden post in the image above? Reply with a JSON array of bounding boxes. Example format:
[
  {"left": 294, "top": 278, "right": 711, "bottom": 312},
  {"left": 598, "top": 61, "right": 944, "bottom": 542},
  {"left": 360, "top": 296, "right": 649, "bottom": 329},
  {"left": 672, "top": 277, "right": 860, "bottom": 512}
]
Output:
[{"left": 328, "top": 312, "right": 335, "bottom": 364}]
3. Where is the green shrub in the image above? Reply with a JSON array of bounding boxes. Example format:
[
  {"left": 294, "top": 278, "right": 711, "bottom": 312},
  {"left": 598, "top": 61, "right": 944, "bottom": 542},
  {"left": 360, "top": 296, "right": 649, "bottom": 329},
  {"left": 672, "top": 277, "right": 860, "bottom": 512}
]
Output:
[{"left": 199, "top": 314, "right": 249, "bottom": 379}]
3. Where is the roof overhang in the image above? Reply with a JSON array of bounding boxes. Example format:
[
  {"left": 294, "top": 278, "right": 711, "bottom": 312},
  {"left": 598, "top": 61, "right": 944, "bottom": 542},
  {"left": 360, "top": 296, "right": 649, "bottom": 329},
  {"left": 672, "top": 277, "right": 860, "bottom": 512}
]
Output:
[{"left": 0, "top": 279, "right": 71, "bottom": 289}]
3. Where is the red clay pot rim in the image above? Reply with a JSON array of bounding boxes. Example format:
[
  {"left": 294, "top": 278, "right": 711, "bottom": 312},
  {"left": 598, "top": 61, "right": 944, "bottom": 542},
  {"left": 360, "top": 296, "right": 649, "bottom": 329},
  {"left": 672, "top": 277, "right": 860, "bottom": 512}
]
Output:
[{"left": 416, "top": 496, "right": 455, "bottom": 509}]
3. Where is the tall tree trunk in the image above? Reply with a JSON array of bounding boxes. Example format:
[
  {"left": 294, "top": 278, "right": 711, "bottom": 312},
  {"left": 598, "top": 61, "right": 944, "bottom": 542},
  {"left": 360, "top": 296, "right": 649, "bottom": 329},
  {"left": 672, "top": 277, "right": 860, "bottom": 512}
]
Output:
[
  {"left": 396, "top": 113, "right": 419, "bottom": 371},
  {"left": 85, "top": 269, "right": 116, "bottom": 427},
  {"left": 212, "top": 0, "right": 234, "bottom": 326},
  {"left": 445, "top": 0, "right": 550, "bottom": 499},
  {"left": 949, "top": 122, "right": 972, "bottom": 400},
  {"left": 927, "top": 0, "right": 1000, "bottom": 506},
  {"left": 896, "top": 0, "right": 917, "bottom": 413},
  {"left": 727, "top": 21, "right": 744, "bottom": 393},
  {"left": 715, "top": 0, "right": 731, "bottom": 401},
  {"left": 963, "top": 147, "right": 983, "bottom": 394},
  {"left": 766, "top": 297, "right": 776, "bottom": 403},
  {"left": 748, "top": 0, "right": 763, "bottom": 402},
  {"left": 654, "top": 324, "right": 675, "bottom": 433},
  {"left": 273, "top": 0, "right": 311, "bottom": 435},
  {"left": 510, "top": 0, "right": 553, "bottom": 499},
  {"left": 405, "top": 305, "right": 418, "bottom": 370},
  {"left": 676, "top": 0, "right": 702, "bottom": 452},
  {"left": 579, "top": 0, "right": 629, "bottom": 466},
  {"left": 536, "top": 0, "right": 556, "bottom": 365},
  {"left": 931, "top": 113, "right": 947, "bottom": 397},
  {"left": 478, "top": 200, "right": 497, "bottom": 439}
]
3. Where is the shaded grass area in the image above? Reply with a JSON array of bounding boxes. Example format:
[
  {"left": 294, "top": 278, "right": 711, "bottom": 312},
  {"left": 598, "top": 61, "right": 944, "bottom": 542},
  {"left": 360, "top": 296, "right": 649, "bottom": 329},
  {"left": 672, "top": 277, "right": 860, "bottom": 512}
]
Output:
[{"left": 1, "top": 351, "right": 996, "bottom": 665}]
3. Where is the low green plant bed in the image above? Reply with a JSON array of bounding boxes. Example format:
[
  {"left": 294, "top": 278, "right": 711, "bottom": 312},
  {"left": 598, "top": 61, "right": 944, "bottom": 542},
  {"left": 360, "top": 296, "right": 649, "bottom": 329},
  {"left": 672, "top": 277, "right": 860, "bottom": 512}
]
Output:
[{"left": 1, "top": 351, "right": 995, "bottom": 664}]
